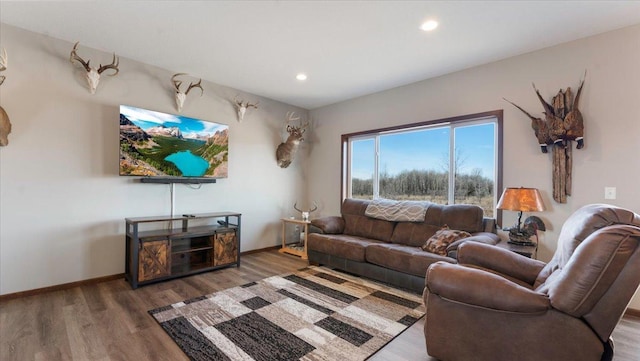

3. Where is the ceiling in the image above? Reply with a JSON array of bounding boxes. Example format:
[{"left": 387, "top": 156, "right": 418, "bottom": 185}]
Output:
[{"left": 1, "top": 1, "right": 640, "bottom": 110}]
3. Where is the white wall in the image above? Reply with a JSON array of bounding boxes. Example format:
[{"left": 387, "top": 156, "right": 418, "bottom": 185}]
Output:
[
  {"left": 0, "top": 24, "right": 309, "bottom": 295},
  {"left": 308, "top": 25, "right": 640, "bottom": 309},
  {"left": 2, "top": 22, "right": 639, "bottom": 310}
]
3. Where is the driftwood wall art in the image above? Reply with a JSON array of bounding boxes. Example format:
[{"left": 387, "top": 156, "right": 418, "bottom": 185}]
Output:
[{"left": 504, "top": 72, "right": 586, "bottom": 203}]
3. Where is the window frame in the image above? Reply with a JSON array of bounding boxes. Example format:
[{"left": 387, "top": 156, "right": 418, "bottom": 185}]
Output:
[{"left": 341, "top": 110, "right": 504, "bottom": 224}]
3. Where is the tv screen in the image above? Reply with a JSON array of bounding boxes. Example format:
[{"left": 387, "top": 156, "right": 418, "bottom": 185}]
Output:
[{"left": 119, "top": 105, "right": 228, "bottom": 178}]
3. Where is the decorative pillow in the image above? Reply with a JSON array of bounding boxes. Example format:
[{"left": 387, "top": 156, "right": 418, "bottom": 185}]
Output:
[{"left": 421, "top": 225, "right": 472, "bottom": 256}]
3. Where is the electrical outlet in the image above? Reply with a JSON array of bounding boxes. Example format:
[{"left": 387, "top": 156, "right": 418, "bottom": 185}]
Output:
[{"left": 604, "top": 187, "right": 616, "bottom": 200}]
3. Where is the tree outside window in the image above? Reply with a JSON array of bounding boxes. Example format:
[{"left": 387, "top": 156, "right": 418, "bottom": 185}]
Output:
[{"left": 345, "top": 111, "right": 502, "bottom": 217}]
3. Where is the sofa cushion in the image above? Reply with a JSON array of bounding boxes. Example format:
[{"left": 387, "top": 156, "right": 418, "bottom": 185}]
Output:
[
  {"left": 343, "top": 214, "right": 395, "bottom": 242},
  {"left": 341, "top": 198, "right": 371, "bottom": 215},
  {"left": 441, "top": 204, "right": 485, "bottom": 233},
  {"left": 307, "top": 233, "right": 383, "bottom": 262},
  {"left": 390, "top": 203, "right": 485, "bottom": 246},
  {"left": 342, "top": 198, "right": 395, "bottom": 242},
  {"left": 390, "top": 222, "right": 442, "bottom": 247},
  {"left": 365, "top": 243, "right": 455, "bottom": 277},
  {"left": 422, "top": 227, "right": 472, "bottom": 255}
]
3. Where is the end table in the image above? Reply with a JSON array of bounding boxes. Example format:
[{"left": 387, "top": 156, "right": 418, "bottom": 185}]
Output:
[
  {"left": 279, "top": 218, "right": 311, "bottom": 260},
  {"left": 497, "top": 239, "right": 538, "bottom": 259}
]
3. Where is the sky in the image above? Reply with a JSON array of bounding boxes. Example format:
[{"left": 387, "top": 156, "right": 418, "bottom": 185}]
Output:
[
  {"left": 120, "top": 105, "right": 227, "bottom": 138},
  {"left": 351, "top": 122, "right": 496, "bottom": 180}
]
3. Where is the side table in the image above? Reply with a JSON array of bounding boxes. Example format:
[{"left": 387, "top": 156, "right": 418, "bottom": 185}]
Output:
[
  {"left": 496, "top": 240, "right": 538, "bottom": 259},
  {"left": 279, "top": 218, "right": 311, "bottom": 260}
]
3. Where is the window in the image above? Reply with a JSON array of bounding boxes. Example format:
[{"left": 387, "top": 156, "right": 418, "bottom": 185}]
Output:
[{"left": 342, "top": 111, "right": 502, "bottom": 217}]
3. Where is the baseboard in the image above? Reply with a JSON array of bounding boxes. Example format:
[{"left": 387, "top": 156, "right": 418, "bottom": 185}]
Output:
[
  {"left": 0, "top": 273, "right": 124, "bottom": 302},
  {"left": 0, "top": 247, "right": 282, "bottom": 301},
  {"left": 240, "top": 245, "right": 281, "bottom": 255},
  {"left": 625, "top": 308, "right": 640, "bottom": 318}
]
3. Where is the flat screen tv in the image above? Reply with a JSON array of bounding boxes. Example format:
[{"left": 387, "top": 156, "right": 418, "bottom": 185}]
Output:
[{"left": 119, "top": 105, "right": 228, "bottom": 179}]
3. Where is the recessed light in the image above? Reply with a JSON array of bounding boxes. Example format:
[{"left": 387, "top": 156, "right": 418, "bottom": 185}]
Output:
[
  {"left": 420, "top": 20, "right": 438, "bottom": 32},
  {"left": 296, "top": 73, "right": 308, "bottom": 81}
]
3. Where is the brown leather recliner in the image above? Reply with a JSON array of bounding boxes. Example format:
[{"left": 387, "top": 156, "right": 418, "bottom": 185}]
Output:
[{"left": 423, "top": 204, "right": 640, "bottom": 361}]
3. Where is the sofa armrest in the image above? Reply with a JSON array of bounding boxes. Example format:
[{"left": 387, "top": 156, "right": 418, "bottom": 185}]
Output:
[
  {"left": 457, "top": 242, "right": 546, "bottom": 285},
  {"left": 483, "top": 217, "right": 497, "bottom": 233},
  {"left": 425, "top": 262, "right": 550, "bottom": 313},
  {"left": 310, "top": 216, "right": 345, "bottom": 234},
  {"left": 445, "top": 232, "right": 500, "bottom": 258}
]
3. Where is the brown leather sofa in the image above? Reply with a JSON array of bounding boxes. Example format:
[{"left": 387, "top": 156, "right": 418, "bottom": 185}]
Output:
[
  {"left": 424, "top": 204, "right": 640, "bottom": 361},
  {"left": 307, "top": 198, "right": 498, "bottom": 292}
]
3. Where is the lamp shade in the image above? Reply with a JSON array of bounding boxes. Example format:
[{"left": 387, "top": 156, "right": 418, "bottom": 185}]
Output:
[{"left": 497, "top": 187, "right": 546, "bottom": 212}]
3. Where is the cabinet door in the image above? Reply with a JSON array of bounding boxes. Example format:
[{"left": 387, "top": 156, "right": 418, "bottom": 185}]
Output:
[
  {"left": 214, "top": 231, "right": 237, "bottom": 266},
  {"left": 139, "top": 239, "right": 170, "bottom": 282}
]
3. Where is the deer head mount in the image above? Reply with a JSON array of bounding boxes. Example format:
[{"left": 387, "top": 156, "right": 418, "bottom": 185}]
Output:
[
  {"left": 0, "top": 106, "right": 9, "bottom": 147},
  {"left": 69, "top": 42, "right": 119, "bottom": 94},
  {"left": 0, "top": 47, "right": 6, "bottom": 86},
  {"left": 276, "top": 111, "right": 309, "bottom": 168},
  {"left": 171, "top": 73, "right": 203, "bottom": 112},
  {"left": 0, "top": 47, "right": 11, "bottom": 147},
  {"left": 294, "top": 202, "right": 318, "bottom": 221},
  {"left": 234, "top": 96, "right": 259, "bottom": 122}
]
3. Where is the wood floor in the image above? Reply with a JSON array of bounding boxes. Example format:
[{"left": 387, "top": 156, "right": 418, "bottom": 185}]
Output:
[{"left": 1, "top": 250, "right": 639, "bottom": 361}]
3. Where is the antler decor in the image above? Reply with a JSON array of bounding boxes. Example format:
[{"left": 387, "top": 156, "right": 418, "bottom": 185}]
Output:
[
  {"left": 69, "top": 42, "right": 119, "bottom": 94},
  {"left": 0, "top": 47, "right": 6, "bottom": 86},
  {"left": 0, "top": 47, "right": 11, "bottom": 146},
  {"left": 171, "top": 73, "right": 203, "bottom": 112},
  {"left": 234, "top": 96, "right": 259, "bottom": 122},
  {"left": 294, "top": 202, "right": 318, "bottom": 221},
  {"left": 504, "top": 72, "right": 587, "bottom": 203}
]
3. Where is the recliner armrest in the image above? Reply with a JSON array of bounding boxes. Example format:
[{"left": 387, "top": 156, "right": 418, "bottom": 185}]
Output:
[
  {"left": 457, "top": 242, "right": 546, "bottom": 285},
  {"left": 446, "top": 232, "right": 500, "bottom": 258},
  {"left": 425, "top": 262, "right": 550, "bottom": 313},
  {"left": 310, "top": 216, "right": 345, "bottom": 234}
]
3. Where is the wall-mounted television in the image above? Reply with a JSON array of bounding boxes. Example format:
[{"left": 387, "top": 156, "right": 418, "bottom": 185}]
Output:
[{"left": 119, "top": 105, "right": 228, "bottom": 179}]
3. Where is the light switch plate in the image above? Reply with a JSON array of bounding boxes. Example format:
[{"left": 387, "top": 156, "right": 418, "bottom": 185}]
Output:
[{"left": 604, "top": 187, "right": 616, "bottom": 200}]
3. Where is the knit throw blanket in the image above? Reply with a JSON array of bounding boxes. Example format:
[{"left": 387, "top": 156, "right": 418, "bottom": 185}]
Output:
[{"left": 364, "top": 199, "right": 429, "bottom": 222}]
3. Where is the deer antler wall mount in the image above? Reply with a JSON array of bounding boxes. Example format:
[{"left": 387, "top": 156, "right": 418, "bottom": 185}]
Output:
[
  {"left": 504, "top": 72, "right": 587, "bottom": 203},
  {"left": 69, "top": 42, "right": 119, "bottom": 94},
  {"left": 276, "top": 111, "right": 309, "bottom": 168},
  {"left": 171, "top": 73, "right": 203, "bottom": 112},
  {"left": 0, "top": 47, "right": 6, "bottom": 86},
  {"left": 234, "top": 96, "right": 259, "bottom": 122},
  {"left": 0, "top": 47, "right": 10, "bottom": 147}
]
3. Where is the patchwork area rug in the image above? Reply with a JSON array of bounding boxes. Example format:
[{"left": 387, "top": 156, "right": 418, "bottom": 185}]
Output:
[{"left": 149, "top": 267, "right": 425, "bottom": 361}]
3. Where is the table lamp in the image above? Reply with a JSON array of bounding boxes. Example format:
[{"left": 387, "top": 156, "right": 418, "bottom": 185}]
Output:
[{"left": 497, "top": 187, "right": 546, "bottom": 245}]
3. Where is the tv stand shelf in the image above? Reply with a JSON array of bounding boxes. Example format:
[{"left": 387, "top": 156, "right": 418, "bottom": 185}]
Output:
[{"left": 125, "top": 212, "right": 241, "bottom": 289}]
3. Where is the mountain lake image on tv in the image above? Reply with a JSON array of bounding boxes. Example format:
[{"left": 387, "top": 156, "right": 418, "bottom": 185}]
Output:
[{"left": 119, "top": 105, "right": 229, "bottom": 178}]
